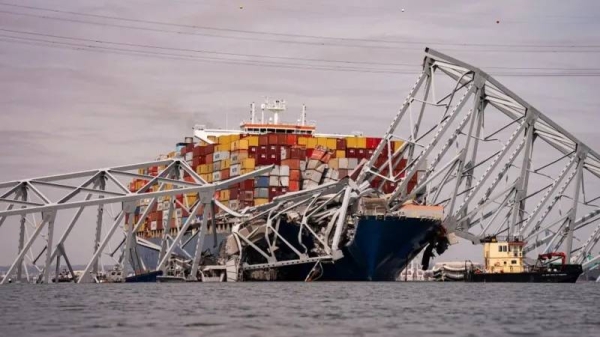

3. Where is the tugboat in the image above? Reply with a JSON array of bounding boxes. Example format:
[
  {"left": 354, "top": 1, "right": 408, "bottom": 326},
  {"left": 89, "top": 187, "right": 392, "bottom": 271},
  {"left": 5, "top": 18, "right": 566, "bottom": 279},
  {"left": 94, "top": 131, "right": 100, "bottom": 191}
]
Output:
[{"left": 464, "top": 236, "right": 583, "bottom": 283}]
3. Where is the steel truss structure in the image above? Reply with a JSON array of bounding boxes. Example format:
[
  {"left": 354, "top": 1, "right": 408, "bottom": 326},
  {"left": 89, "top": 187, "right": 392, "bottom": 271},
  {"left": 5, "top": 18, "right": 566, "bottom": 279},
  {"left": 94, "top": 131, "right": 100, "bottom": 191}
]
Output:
[
  {"left": 359, "top": 48, "right": 600, "bottom": 270},
  {"left": 1, "top": 48, "right": 599, "bottom": 284},
  {"left": 0, "top": 158, "right": 272, "bottom": 284}
]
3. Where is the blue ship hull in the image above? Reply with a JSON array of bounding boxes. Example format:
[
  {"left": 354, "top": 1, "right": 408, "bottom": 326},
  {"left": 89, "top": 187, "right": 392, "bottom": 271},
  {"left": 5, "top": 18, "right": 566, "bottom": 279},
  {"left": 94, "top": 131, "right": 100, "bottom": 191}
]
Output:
[
  {"left": 136, "top": 216, "right": 442, "bottom": 282},
  {"left": 323, "top": 216, "right": 442, "bottom": 281},
  {"left": 243, "top": 215, "right": 443, "bottom": 281}
]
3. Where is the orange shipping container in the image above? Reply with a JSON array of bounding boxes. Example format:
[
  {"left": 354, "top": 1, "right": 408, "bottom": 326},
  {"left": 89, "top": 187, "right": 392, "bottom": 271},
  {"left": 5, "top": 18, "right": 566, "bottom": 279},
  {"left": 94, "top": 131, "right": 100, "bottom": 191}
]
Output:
[{"left": 290, "top": 169, "right": 301, "bottom": 181}]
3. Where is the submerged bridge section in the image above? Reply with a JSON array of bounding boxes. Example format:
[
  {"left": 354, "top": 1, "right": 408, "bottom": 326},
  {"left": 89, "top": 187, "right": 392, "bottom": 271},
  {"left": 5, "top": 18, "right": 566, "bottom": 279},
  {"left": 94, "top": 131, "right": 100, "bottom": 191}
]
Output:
[{"left": 0, "top": 48, "right": 598, "bottom": 283}]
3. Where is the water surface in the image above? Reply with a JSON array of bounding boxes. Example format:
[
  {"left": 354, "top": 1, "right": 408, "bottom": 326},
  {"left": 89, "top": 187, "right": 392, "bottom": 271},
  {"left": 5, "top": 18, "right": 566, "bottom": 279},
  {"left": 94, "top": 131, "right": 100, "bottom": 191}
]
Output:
[{"left": 1, "top": 282, "right": 598, "bottom": 337}]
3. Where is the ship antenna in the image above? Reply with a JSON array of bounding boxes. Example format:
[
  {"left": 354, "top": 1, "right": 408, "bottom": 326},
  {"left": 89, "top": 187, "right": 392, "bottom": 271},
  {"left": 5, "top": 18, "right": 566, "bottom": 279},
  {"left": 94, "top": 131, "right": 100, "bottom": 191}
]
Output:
[
  {"left": 260, "top": 102, "right": 266, "bottom": 124},
  {"left": 301, "top": 104, "right": 307, "bottom": 126},
  {"left": 250, "top": 102, "right": 256, "bottom": 123}
]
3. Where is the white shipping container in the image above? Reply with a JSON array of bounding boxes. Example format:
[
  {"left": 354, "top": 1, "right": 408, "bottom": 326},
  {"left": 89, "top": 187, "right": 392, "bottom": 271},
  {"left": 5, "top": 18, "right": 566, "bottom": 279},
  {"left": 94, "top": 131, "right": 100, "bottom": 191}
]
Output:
[
  {"left": 348, "top": 158, "right": 359, "bottom": 168},
  {"left": 157, "top": 203, "right": 164, "bottom": 211},
  {"left": 307, "top": 159, "right": 320, "bottom": 170},
  {"left": 280, "top": 146, "right": 288, "bottom": 160},
  {"left": 338, "top": 158, "right": 349, "bottom": 170},
  {"left": 269, "top": 176, "right": 279, "bottom": 186},
  {"left": 150, "top": 221, "right": 158, "bottom": 231},
  {"left": 270, "top": 165, "right": 280, "bottom": 176},
  {"left": 228, "top": 200, "right": 239, "bottom": 210},
  {"left": 163, "top": 201, "right": 170, "bottom": 210},
  {"left": 279, "top": 165, "right": 290, "bottom": 177},
  {"left": 213, "top": 151, "right": 230, "bottom": 161},
  {"left": 230, "top": 164, "right": 241, "bottom": 177},
  {"left": 213, "top": 171, "right": 222, "bottom": 181},
  {"left": 280, "top": 177, "right": 289, "bottom": 187},
  {"left": 300, "top": 161, "right": 307, "bottom": 171}
]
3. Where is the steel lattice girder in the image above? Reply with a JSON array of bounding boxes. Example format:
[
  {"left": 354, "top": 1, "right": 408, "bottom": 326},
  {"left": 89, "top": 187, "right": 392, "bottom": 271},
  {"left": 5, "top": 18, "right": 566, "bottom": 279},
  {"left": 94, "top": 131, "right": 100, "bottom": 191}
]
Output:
[
  {"left": 355, "top": 48, "right": 600, "bottom": 267},
  {"left": 0, "top": 159, "right": 273, "bottom": 284}
]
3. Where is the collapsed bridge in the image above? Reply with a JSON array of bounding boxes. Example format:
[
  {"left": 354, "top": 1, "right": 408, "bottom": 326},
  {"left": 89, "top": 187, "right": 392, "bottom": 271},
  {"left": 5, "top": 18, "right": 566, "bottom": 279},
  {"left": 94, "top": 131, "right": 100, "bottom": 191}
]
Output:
[{"left": 1, "top": 48, "right": 599, "bottom": 283}]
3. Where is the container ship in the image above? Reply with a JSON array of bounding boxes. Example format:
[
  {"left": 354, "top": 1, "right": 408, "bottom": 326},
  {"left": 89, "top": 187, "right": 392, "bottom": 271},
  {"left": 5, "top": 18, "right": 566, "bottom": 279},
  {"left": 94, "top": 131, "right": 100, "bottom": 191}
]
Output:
[{"left": 127, "top": 99, "right": 445, "bottom": 281}]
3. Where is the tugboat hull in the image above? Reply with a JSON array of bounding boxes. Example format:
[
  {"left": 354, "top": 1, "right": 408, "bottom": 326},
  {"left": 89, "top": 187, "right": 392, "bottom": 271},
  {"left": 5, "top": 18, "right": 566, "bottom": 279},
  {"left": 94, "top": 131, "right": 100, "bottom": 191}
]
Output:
[{"left": 465, "top": 265, "right": 583, "bottom": 283}]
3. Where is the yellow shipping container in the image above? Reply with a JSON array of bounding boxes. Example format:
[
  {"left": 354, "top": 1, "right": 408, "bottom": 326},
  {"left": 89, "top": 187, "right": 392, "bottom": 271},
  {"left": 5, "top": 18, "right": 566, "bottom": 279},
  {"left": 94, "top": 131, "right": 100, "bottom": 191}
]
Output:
[
  {"left": 356, "top": 137, "right": 367, "bottom": 148},
  {"left": 393, "top": 140, "right": 404, "bottom": 152},
  {"left": 336, "top": 150, "right": 346, "bottom": 158},
  {"left": 317, "top": 137, "right": 328, "bottom": 147},
  {"left": 207, "top": 174, "right": 213, "bottom": 183},
  {"left": 216, "top": 144, "right": 228, "bottom": 152},
  {"left": 222, "top": 159, "right": 231, "bottom": 169},
  {"left": 346, "top": 137, "right": 357, "bottom": 148},
  {"left": 242, "top": 158, "right": 255, "bottom": 169},
  {"left": 254, "top": 198, "right": 269, "bottom": 206},
  {"left": 218, "top": 135, "right": 232, "bottom": 145},
  {"left": 307, "top": 137, "right": 318, "bottom": 149},
  {"left": 185, "top": 194, "right": 198, "bottom": 206},
  {"left": 326, "top": 138, "right": 337, "bottom": 149},
  {"left": 231, "top": 134, "right": 240, "bottom": 142},
  {"left": 220, "top": 190, "right": 230, "bottom": 201},
  {"left": 247, "top": 135, "right": 259, "bottom": 146},
  {"left": 298, "top": 137, "right": 308, "bottom": 146}
]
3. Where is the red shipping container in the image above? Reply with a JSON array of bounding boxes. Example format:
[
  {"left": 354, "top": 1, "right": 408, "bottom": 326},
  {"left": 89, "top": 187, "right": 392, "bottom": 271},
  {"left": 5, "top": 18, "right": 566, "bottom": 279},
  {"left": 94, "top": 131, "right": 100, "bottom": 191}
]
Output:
[
  {"left": 241, "top": 179, "right": 254, "bottom": 190},
  {"left": 221, "top": 169, "right": 230, "bottom": 180},
  {"left": 192, "top": 156, "right": 201, "bottom": 168},
  {"left": 277, "top": 134, "right": 286, "bottom": 145},
  {"left": 290, "top": 147, "right": 304, "bottom": 160},
  {"left": 286, "top": 134, "right": 297, "bottom": 145},
  {"left": 205, "top": 144, "right": 215, "bottom": 154},
  {"left": 193, "top": 146, "right": 202, "bottom": 157},
  {"left": 268, "top": 152, "right": 279, "bottom": 163},
  {"left": 306, "top": 148, "right": 314, "bottom": 159},
  {"left": 268, "top": 134, "right": 278, "bottom": 145},
  {"left": 311, "top": 148, "right": 326, "bottom": 160},
  {"left": 346, "top": 149, "right": 357, "bottom": 158},
  {"left": 186, "top": 143, "right": 194, "bottom": 153},
  {"left": 259, "top": 135, "right": 269, "bottom": 146},
  {"left": 240, "top": 190, "right": 254, "bottom": 201},
  {"left": 256, "top": 152, "right": 270, "bottom": 166},
  {"left": 336, "top": 138, "right": 347, "bottom": 150},
  {"left": 230, "top": 187, "right": 239, "bottom": 200},
  {"left": 289, "top": 180, "right": 300, "bottom": 192},
  {"left": 249, "top": 146, "right": 257, "bottom": 157},
  {"left": 290, "top": 169, "right": 301, "bottom": 181},
  {"left": 282, "top": 159, "right": 301, "bottom": 170},
  {"left": 357, "top": 148, "right": 367, "bottom": 158},
  {"left": 205, "top": 154, "right": 213, "bottom": 164}
]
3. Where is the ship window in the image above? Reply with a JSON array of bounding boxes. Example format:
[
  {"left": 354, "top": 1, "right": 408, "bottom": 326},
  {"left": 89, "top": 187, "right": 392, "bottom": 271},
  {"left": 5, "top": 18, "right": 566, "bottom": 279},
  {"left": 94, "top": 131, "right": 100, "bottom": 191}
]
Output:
[
  {"left": 498, "top": 246, "right": 502, "bottom": 252},
  {"left": 511, "top": 260, "right": 517, "bottom": 264}
]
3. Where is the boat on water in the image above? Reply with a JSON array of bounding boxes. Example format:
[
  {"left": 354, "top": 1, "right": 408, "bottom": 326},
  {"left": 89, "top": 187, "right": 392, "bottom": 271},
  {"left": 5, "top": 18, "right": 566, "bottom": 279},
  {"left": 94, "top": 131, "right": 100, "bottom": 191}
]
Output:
[{"left": 464, "top": 237, "right": 583, "bottom": 283}]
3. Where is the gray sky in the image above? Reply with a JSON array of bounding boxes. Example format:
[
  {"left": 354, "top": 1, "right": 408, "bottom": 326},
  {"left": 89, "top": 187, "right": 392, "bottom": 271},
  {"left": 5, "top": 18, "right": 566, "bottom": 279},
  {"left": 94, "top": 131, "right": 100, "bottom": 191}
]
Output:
[{"left": 1, "top": 0, "right": 599, "bottom": 265}]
